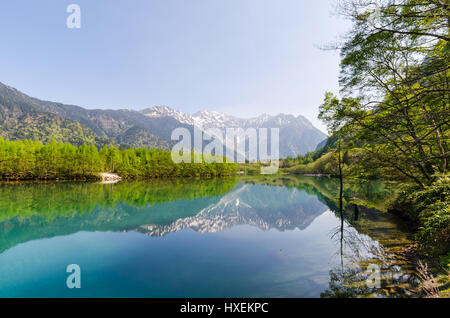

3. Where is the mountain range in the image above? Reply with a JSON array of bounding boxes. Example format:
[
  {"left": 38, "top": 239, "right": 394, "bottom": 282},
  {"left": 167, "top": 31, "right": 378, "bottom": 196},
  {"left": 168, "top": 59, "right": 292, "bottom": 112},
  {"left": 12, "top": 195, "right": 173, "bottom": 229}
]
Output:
[
  {"left": 138, "top": 183, "right": 328, "bottom": 237},
  {"left": 0, "top": 82, "right": 327, "bottom": 157},
  {"left": 0, "top": 181, "right": 329, "bottom": 253}
]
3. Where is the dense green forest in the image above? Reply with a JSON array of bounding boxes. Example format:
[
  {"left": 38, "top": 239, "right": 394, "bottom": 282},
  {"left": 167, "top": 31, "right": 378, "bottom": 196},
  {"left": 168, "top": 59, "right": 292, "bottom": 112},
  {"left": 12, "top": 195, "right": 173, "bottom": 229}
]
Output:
[
  {"left": 0, "top": 100, "right": 112, "bottom": 148},
  {"left": 0, "top": 82, "right": 173, "bottom": 150},
  {"left": 0, "top": 137, "right": 238, "bottom": 180},
  {"left": 281, "top": 0, "right": 450, "bottom": 184},
  {"left": 283, "top": 0, "right": 450, "bottom": 266},
  {"left": 319, "top": 0, "right": 448, "bottom": 186}
]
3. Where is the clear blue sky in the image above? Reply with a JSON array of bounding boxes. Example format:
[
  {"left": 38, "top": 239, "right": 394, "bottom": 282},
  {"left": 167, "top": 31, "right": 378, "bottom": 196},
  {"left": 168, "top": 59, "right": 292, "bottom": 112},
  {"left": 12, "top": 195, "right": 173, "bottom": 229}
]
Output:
[{"left": 0, "top": 0, "right": 350, "bottom": 133}]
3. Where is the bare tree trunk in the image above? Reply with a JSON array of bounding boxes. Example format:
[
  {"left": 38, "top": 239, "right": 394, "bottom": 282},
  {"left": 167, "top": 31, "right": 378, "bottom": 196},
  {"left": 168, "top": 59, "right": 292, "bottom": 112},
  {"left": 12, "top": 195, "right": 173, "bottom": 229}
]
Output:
[
  {"left": 338, "top": 134, "right": 344, "bottom": 271},
  {"left": 338, "top": 135, "right": 343, "bottom": 213}
]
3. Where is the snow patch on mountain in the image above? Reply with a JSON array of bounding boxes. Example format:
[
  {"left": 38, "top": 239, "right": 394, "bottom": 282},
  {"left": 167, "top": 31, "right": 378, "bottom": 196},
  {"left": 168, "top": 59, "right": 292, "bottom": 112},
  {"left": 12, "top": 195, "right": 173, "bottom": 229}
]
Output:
[{"left": 141, "top": 106, "right": 327, "bottom": 157}]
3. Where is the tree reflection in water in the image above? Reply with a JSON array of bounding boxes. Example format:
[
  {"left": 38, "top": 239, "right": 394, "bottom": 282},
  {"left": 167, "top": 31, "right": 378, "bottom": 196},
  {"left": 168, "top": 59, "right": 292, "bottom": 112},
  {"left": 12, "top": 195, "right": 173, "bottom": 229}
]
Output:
[
  {"left": 0, "top": 175, "right": 422, "bottom": 297},
  {"left": 239, "top": 175, "right": 421, "bottom": 298},
  {"left": 322, "top": 203, "right": 420, "bottom": 298}
]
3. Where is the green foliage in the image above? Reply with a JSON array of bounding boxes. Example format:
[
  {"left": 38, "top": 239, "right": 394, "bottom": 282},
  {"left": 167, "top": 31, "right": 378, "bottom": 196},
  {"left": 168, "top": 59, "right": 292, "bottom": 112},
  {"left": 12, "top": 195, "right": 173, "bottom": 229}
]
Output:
[
  {"left": 283, "top": 146, "right": 389, "bottom": 180},
  {"left": 0, "top": 82, "right": 172, "bottom": 150},
  {"left": 115, "top": 126, "right": 172, "bottom": 150},
  {"left": 414, "top": 175, "right": 450, "bottom": 256},
  {"left": 316, "top": 0, "right": 450, "bottom": 187},
  {"left": 281, "top": 134, "right": 338, "bottom": 168},
  {"left": 0, "top": 138, "right": 238, "bottom": 181},
  {"left": 0, "top": 106, "right": 111, "bottom": 148},
  {"left": 313, "top": 0, "right": 450, "bottom": 259},
  {"left": 389, "top": 174, "right": 450, "bottom": 256},
  {"left": 441, "top": 252, "right": 450, "bottom": 271},
  {"left": 284, "top": 152, "right": 336, "bottom": 175}
]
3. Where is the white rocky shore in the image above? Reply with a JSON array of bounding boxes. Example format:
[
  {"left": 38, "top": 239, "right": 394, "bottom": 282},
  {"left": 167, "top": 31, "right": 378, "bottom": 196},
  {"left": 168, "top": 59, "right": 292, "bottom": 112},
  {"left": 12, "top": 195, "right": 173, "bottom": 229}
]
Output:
[{"left": 99, "top": 173, "right": 122, "bottom": 184}]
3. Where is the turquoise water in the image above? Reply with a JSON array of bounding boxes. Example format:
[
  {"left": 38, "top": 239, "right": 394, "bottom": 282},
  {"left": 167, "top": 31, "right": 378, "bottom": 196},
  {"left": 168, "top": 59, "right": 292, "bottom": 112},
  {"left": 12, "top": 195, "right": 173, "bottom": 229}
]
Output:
[{"left": 0, "top": 177, "right": 417, "bottom": 297}]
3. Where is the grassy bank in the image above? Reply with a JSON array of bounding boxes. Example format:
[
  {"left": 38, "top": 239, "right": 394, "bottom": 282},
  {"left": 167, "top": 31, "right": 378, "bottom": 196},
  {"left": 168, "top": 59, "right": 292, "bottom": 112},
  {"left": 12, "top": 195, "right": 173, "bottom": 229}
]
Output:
[{"left": 387, "top": 175, "right": 450, "bottom": 296}]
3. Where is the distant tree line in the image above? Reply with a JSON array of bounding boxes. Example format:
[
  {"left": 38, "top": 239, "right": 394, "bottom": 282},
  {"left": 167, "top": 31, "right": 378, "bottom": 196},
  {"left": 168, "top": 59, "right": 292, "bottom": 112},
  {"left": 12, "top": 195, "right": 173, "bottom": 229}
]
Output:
[
  {"left": 0, "top": 137, "right": 238, "bottom": 180},
  {"left": 281, "top": 135, "right": 340, "bottom": 168}
]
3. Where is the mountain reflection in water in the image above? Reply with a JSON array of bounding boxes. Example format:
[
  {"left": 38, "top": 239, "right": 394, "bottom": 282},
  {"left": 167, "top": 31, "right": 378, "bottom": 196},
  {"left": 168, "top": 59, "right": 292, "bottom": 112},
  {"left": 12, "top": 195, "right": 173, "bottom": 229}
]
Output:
[{"left": 0, "top": 176, "right": 419, "bottom": 297}]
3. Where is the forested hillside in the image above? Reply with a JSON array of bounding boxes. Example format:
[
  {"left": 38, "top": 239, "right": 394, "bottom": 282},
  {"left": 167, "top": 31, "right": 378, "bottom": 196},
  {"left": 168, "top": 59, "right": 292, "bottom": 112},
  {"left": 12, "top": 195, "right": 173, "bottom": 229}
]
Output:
[
  {"left": 287, "top": 0, "right": 449, "bottom": 186},
  {"left": 288, "top": 0, "right": 449, "bottom": 262},
  {"left": 317, "top": 1, "right": 449, "bottom": 187},
  {"left": 0, "top": 84, "right": 111, "bottom": 147},
  {"left": 0, "top": 82, "right": 174, "bottom": 150}
]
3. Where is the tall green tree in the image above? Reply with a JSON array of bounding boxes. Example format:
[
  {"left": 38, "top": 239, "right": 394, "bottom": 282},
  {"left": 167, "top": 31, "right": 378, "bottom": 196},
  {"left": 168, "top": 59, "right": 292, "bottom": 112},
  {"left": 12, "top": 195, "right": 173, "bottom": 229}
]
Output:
[{"left": 320, "top": 0, "right": 450, "bottom": 187}]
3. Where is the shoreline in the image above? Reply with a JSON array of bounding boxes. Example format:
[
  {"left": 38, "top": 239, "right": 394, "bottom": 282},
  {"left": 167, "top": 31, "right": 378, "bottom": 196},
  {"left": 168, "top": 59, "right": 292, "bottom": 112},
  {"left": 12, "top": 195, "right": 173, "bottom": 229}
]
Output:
[{"left": 0, "top": 174, "right": 240, "bottom": 184}]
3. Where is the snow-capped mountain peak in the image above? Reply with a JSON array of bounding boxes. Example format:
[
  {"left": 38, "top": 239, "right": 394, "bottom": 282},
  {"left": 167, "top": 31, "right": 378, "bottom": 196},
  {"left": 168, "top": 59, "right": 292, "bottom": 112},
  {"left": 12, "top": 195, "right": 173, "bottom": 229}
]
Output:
[
  {"left": 141, "top": 106, "right": 196, "bottom": 125},
  {"left": 140, "top": 106, "right": 327, "bottom": 157},
  {"left": 192, "top": 110, "right": 243, "bottom": 129}
]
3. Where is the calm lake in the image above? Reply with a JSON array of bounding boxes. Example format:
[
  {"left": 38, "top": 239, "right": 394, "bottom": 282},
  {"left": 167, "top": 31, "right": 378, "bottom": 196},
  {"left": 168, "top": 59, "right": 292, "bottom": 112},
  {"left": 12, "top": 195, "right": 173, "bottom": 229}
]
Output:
[{"left": 0, "top": 176, "right": 419, "bottom": 297}]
